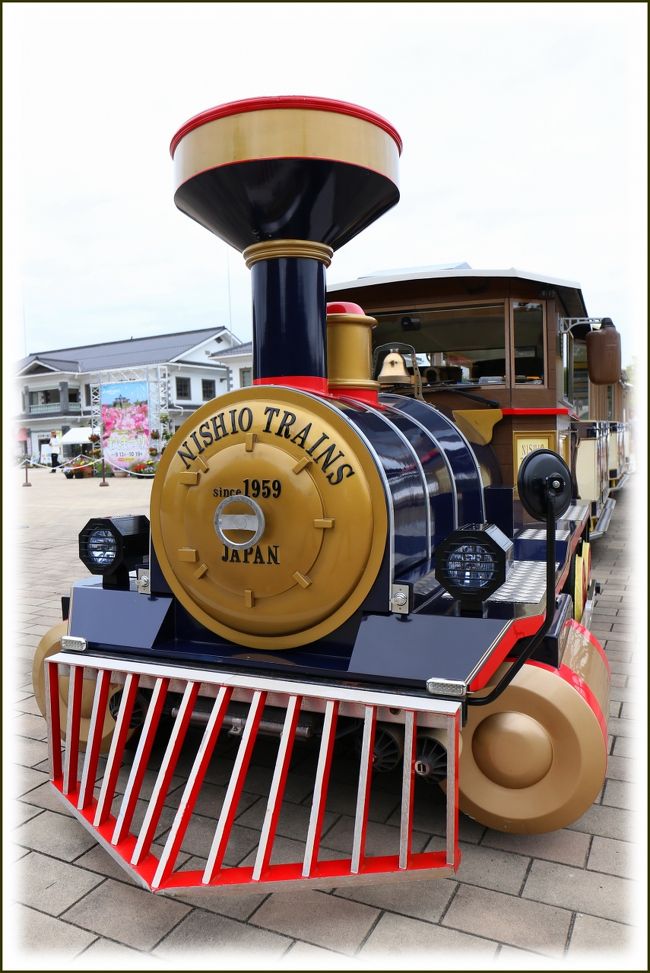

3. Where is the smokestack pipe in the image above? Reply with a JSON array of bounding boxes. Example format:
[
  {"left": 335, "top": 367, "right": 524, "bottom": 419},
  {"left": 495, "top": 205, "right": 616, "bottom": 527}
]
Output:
[{"left": 170, "top": 96, "right": 401, "bottom": 393}]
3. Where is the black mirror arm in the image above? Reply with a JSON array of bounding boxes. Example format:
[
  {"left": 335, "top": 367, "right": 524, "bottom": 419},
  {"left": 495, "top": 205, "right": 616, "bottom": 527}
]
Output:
[{"left": 468, "top": 476, "right": 560, "bottom": 707}]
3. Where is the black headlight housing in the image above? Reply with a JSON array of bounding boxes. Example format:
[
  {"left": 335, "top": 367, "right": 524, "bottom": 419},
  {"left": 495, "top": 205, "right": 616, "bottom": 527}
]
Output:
[
  {"left": 435, "top": 523, "right": 513, "bottom": 610},
  {"left": 79, "top": 515, "right": 150, "bottom": 589}
]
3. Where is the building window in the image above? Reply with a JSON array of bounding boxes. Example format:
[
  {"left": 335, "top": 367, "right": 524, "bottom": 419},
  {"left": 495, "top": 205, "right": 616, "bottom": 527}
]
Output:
[
  {"left": 84, "top": 384, "right": 92, "bottom": 406},
  {"left": 512, "top": 302, "right": 545, "bottom": 384},
  {"left": 176, "top": 377, "right": 191, "bottom": 400},
  {"left": 69, "top": 388, "right": 80, "bottom": 403},
  {"left": 202, "top": 379, "right": 216, "bottom": 400},
  {"left": 240, "top": 367, "right": 252, "bottom": 388}
]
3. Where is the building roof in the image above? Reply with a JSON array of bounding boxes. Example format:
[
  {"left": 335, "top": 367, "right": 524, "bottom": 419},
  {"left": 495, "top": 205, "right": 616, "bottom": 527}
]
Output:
[
  {"left": 210, "top": 341, "right": 253, "bottom": 360},
  {"left": 17, "top": 327, "right": 230, "bottom": 375}
]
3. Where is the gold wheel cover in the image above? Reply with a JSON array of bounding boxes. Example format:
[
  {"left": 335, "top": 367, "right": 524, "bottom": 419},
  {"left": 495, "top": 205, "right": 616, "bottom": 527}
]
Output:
[
  {"left": 151, "top": 387, "right": 388, "bottom": 649},
  {"left": 458, "top": 661, "right": 607, "bottom": 833},
  {"left": 33, "top": 622, "right": 126, "bottom": 754}
]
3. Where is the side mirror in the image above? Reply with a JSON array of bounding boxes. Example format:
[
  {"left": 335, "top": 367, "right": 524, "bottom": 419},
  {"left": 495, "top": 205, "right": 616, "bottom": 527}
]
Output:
[
  {"left": 517, "top": 449, "right": 572, "bottom": 521},
  {"left": 586, "top": 318, "right": 622, "bottom": 385}
]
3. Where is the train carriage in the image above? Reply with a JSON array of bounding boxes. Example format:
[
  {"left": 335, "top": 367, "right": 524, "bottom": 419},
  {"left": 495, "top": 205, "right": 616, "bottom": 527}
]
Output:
[{"left": 33, "top": 96, "right": 612, "bottom": 897}]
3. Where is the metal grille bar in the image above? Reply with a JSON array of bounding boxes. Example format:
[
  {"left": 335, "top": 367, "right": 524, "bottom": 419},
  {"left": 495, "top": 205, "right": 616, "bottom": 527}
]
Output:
[{"left": 45, "top": 653, "right": 461, "bottom": 894}]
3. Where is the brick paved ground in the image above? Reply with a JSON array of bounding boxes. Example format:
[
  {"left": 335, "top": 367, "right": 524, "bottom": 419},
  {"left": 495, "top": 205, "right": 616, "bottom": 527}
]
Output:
[{"left": 7, "top": 468, "right": 645, "bottom": 968}]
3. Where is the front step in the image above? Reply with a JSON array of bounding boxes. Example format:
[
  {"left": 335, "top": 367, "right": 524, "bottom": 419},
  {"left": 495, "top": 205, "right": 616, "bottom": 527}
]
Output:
[{"left": 45, "top": 653, "right": 462, "bottom": 893}]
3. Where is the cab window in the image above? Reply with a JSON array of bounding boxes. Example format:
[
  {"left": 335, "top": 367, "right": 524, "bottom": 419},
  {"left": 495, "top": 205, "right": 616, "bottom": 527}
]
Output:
[
  {"left": 512, "top": 302, "right": 545, "bottom": 384},
  {"left": 572, "top": 342, "right": 589, "bottom": 418},
  {"left": 372, "top": 303, "right": 507, "bottom": 386}
]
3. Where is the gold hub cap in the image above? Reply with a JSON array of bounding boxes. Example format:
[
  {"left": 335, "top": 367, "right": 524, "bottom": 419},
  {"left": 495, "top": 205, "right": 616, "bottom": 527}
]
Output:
[{"left": 472, "top": 712, "right": 553, "bottom": 789}]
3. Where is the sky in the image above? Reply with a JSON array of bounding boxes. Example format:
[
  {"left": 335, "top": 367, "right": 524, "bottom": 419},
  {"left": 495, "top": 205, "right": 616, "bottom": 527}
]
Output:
[{"left": 4, "top": 2, "right": 647, "bottom": 368}]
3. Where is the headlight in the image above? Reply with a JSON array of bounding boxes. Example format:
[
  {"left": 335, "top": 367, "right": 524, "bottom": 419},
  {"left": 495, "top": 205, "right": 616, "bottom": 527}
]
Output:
[
  {"left": 86, "top": 528, "right": 119, "bottom": 567},
  {"left": 79, "top": 515, "right": 149, "bottom": 588},
  {"left": 446, "top": 542, "right": 497, "bottom": 590},
  {"left": 435, "top": 523, "right": 512, "bottom": 609}
]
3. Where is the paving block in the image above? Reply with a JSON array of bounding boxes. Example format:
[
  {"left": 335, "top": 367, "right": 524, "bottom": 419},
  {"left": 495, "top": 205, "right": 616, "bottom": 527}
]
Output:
[
  {"left": 321, "top": 814, "right": 429, "bottom": 858},
  {"left": 12, "top": 803, "right": 43, "bottom": 828},
  {"left": 522, "top": 859, "right": 634, "bottom": 923},
  {"left": 16, "top": 850, "right": 105, "bottom": 916},
  {"left": 10, "top": 766, "right": 50, "bottom": 800},
  {"left": 78, "top": 937, "right": 146, "bottom": 960},
  {"left": 333, "top": 876, "right": 456, "bottom": 923},
  {"left": 250, "top": 888, "right": 378, "bottom": 954},
  {"left": 602, "top": 779, "right": 635, "bottom": 810},
  {"left": 18, "top": 782, "right": 75, "bottom": 817},
  {"left": 236, "top": 793, "right": 337, "bottom": 841},
  {"left": 9, "top": 903, "right": 96, "bottom": 959},
  {"left": 12, "top": 714, "right": 48, "bottom": 741},
  {"left": 568, "top": 803, "right": 641, "bottom": 842},
  {"left": 154, "top": 908, "right": 291, "bottom": 958},
  {"left": 63, "top": 878, "right": 191, "bottom": 952},
  {"left": 385, "top": 793, "right": 486, "bottom": 844},
  {"left": 480, "top": 827, "right": 590, "bottom": 867},
  {"left": 443, "top": 883, "right": 571, "bottom": 956},
  {"left": 498, "top": 943, "right": 551, "bottom": 959},
  {"left": 13, "top": 736, "right": 49, "bottom": 769},
  {"left": 605, "top": 754, "right": 635, "bottom": 782},
  {"left": 607, "top": 717, "right": 641, "bottom": 739},
  {"left": 14, "top": 810, "right": 96, "bottom": 861},
  {"left": 286, "top": 940, "right": 348, "bottom": 960},
  {"left": 362, "top": 910, "right": 497, "bottom": 957},
  {"left": 320, "top": 778, "right": 400, "bottom": 824},
  {"left": 568, "top": 912, "right": 638, "bottom": 956},
  {"left": 156, "top": 809, "right": 259, "bottom": 865},
  {"left": 588, "top": 836, "right": 639, "bottom": 880},
  {"left": 159, "top": 857, "right": 270, "bottom": 919},
  {"left": 430, "top": 839, "right": 530, "bottom": 894},
  {"left": 609, "top": 684, "right": 635, "bottom": 702},
  {"left": 612, "top": 737, "right": 637, "bottom": 758},
  {"left": 14, "top": 696, "right": 43, "bottom": 717}
]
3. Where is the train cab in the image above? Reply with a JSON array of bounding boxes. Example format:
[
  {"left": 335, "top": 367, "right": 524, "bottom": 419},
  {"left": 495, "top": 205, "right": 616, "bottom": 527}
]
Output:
[{"left": 328, "top": 266, "right": 627, "bottom": 538}]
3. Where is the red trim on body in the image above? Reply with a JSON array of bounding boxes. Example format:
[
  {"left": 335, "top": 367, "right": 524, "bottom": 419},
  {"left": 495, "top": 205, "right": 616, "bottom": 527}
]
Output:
[
  {"left": 171, "top": 96, "right": 402, "bottom": 157},
  {"left": 468, "top": 612, "right": 545, "bottom": 692},
  {"left": 253, "top": 375, "right": 329, "bottom": 395},
  {"left": 330, "top": 387, "right": 379, "bottom": 405},
  {"left": 501, "top": 408, "right": 570, "bottom": 416}
]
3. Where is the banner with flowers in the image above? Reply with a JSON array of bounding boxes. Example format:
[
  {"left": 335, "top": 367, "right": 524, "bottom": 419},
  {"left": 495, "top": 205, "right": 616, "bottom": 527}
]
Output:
[{"left": 101, "top": 381, "right": 150, "bottom": 469}]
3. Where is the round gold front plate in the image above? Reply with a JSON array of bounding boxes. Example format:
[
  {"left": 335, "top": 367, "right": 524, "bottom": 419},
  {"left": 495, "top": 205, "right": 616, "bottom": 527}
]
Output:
[{"left": 150, "top": 387, "right": 388, "bottom": 649}]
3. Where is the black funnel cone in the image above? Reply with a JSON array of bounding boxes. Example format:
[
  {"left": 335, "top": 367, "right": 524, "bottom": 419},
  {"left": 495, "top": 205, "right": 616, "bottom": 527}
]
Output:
[{"left": 171, "top": 96, "right": 401, "bottom": 252}]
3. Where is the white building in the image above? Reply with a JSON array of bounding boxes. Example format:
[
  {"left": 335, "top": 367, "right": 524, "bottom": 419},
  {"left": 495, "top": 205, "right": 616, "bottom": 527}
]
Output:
[{"left": 16, "top": 327, "right": 253, "bottom": 460}]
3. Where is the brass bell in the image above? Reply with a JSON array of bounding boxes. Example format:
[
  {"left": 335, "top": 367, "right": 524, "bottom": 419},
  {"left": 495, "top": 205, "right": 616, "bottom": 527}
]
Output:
[{"left": 378, "top": 350, "right": 413, "bottom": 385}]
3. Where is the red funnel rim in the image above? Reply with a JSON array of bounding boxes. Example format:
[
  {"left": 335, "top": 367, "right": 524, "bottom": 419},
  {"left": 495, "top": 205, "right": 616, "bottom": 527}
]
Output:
[{"left": 170, "top": 95, "right": 402, "bottom": 158}]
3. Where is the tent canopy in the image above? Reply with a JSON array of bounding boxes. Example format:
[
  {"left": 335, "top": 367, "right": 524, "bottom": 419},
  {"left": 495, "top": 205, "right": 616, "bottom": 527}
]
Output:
[{"left": 60, "top": 427, "right": 100, "bottom": 445}]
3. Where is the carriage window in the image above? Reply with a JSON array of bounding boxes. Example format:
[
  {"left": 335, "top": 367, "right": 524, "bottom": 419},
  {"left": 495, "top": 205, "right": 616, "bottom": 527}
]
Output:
[
  {"left": 512, "top": 302, "right": 545, "bottom": 384},
  {"left": 372, "top": 303, "right": 506, "bottom": 386}
]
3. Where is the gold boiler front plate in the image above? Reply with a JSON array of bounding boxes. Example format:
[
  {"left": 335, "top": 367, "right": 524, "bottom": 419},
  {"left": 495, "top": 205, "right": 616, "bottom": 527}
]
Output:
[{"left": 150, "top": 387, "right": 388, "bottom": 649}]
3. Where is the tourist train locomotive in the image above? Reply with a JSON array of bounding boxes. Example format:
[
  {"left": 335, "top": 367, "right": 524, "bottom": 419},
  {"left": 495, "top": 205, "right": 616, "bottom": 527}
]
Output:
[{"left": 35, "top": 97, "right": 612, "bottom": 895}]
